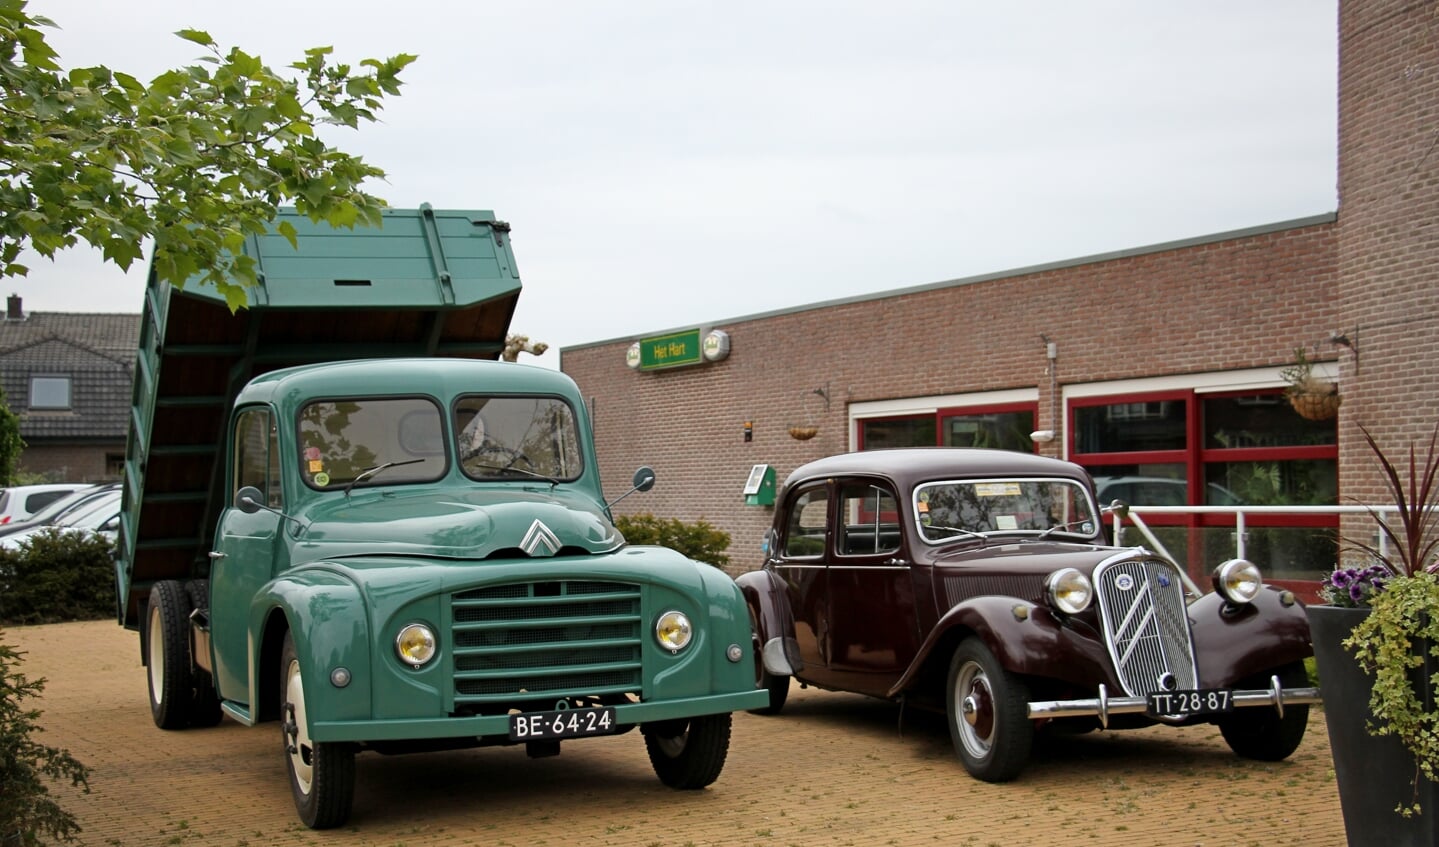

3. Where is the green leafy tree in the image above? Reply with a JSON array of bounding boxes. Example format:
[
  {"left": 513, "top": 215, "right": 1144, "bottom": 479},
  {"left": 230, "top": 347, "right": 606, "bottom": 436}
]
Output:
[
  {"left": 0, "top": 640, "right": 89, "bottom": 846},
  {"left": 614, "top": 513, "right": 731, "bottom": 569},
  {"left": 0, "top": 0, "right": 416, "bottom": 310},
  {"left": 0, "top": 387, "right": 20, "bottom": 486}
]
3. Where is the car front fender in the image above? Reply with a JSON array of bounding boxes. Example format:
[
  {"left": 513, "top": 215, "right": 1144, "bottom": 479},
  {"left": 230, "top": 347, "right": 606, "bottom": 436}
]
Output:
[
  {"left": 1190, "top": 585, "right": 1315, "bottom": 686},
  {"left": 888, "top": 595, "right": 1112, "bottom": 699}
]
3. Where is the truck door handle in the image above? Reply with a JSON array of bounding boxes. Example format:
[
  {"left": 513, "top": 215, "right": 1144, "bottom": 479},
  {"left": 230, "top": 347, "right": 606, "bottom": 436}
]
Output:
[{"left": 208, "top": 551, "right": 226, "bottom": 560}]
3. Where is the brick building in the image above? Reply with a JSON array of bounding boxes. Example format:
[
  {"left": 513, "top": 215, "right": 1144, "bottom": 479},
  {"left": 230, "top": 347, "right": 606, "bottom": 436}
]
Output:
[{"left": 560, "top": 0, "right": 1434, "bottom": 594}]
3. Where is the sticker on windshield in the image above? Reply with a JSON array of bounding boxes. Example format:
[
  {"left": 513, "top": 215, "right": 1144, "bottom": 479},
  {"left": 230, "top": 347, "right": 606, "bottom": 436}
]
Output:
[
  {"left": 995, "top": 515, "right": 1018, "bottom": 530},
  {"left": 313, "top": 472, "right": 330, "bottom": 487},
  {"left": 975, "top": 482, "right": 1021, "bottom": 497}
]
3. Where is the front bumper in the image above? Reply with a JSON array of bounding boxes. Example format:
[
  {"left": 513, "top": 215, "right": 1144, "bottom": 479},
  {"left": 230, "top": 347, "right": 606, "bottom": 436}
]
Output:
[
  {"left": 1027, "top": 677, "right": 1321, "bottom": 728},
  {"left": 311, "top": 689, "right": 769, "bottom": 743}
]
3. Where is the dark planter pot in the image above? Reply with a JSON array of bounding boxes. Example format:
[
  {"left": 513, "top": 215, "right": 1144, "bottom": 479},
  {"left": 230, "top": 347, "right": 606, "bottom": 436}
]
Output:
[{"left": 1307, "top": 604, "right": 1439, "bottom": 847}]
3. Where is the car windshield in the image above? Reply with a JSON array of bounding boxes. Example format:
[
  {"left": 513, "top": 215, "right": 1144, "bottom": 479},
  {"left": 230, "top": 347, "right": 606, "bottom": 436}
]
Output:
[
  {"left": 914, "top": 477, "right": 1098, "bottom": 543},
  {"left": 298, "top": 397, "right": 447, "bottom": 490},
  {"left": 454, "top": 395, "right": 583, "bottom": 482}
]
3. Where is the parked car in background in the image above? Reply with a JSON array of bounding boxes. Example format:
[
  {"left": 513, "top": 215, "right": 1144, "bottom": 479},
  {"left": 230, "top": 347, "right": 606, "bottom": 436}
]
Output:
[
  {"left": 0, "top": 488, "right": 122, "bottom": 551},
  {"left": 1092, "top": 475, "right": 1241, "bottom": 507},
  {"left": 0, "top": 483, "right": 118, "bottom": 539},
  {"left": 0, "top": 483, "right": 90, "bottom": 524},
  {"left": 739, "top": 448, "right": 1320, "bottom": 783}
]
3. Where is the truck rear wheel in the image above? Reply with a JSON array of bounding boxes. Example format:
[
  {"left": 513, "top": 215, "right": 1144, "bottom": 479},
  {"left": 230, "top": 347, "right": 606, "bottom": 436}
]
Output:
[
  {"left": 281, "top": 632, "right": 355, "bottom": 829},
  {"left": 642, "top": 713, "right": 732, "bottom": 789},
  {"left": 946, "top": 637, "right": 1033, "bottom": 783},
  {"left": 146, "top": 580, "right": 196, "bottom": 729}
]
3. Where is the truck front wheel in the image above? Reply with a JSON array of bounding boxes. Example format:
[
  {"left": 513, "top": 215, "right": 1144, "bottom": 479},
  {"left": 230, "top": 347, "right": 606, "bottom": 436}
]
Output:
[
  {"left": 146, "top": 580, "right": 197, "bottom": 729},
  {"left": 642, "top": 713, "right": 732, "bottom": 789},
  {"left": 281, "top": 632, "right": 355, "bottom": 829}
]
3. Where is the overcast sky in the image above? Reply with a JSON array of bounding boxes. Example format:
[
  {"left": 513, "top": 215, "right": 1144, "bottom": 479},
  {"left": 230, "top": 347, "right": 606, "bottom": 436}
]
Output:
[{"left": 19, "top": 1, "right": 1338, "bottom": 366}]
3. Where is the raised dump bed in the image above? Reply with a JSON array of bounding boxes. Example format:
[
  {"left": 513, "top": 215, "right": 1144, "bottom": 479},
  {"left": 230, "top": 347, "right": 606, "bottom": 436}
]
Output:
[{"left": 116, "top": 205, "right": 521, "bottom": 628}]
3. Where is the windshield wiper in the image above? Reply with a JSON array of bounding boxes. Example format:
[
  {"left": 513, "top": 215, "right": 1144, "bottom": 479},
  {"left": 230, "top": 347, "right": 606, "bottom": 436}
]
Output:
[
  {"left": 468, "top": 462, "right": 560, "bottom": 489},
  {"left": 927, "top": 524, "right": 988, "bottom": 551},
  {"left": 343, "top": 458, "right": 426, "bottom": 498},
  {"left": 1033, "top": 518, "right": 1097, "bottom": 541}
]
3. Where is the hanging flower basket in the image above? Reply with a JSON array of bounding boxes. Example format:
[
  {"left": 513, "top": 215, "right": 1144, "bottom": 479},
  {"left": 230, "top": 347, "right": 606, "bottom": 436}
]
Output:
[
  {"left": 788, "top": 426, "right": 818, "bottom": 441},
  {"left": 1280, "top": 347, "right": 1341, "bottom": 421},
  {"left": 1288, "top": 390, "right": 1342, "bottom": 421}
]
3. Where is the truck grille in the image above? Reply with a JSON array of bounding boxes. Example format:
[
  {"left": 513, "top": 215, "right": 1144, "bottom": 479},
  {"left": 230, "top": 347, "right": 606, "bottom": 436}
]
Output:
[
  {"left": 1093, "top": 558, "right": 1197, "bottom": 697},
  {"left": 450, "top": 580, "right": 643, "bottom": 707}
]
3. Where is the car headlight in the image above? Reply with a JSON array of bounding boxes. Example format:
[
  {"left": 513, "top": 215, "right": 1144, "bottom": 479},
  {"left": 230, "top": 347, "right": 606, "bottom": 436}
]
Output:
[
  {"left": 396, "top": 623, "right": 437, "bottom": 668},
  {"left": 1046, "top": 567, "right": 1093, "bottom": 614},
  {"left": 655, "top": 610, "right": 693, "bottom": 652},
  {"left": 1213, "top": 558, "right": 1263, "bottom": 604}
]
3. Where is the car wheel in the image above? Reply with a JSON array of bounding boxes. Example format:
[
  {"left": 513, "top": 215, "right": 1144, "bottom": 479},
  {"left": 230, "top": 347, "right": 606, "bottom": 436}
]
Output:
[
  {"left": 281, "top": 632, "right": 355, "bottom": 829},
  {"left": 146, "top": 580, "right": 196, "bottom": 730},
  {"left": 946, "top": 637, "right": 1033, "bottom": 782},
  {"left": 1217, "top": 661, "right": 1310, "bottom": 761},
  {"left": 748, "top": 638, "right": 789, "bottom": 715},
  {"left": 642, "top": 713, "right": 733, "bottom": 789}
]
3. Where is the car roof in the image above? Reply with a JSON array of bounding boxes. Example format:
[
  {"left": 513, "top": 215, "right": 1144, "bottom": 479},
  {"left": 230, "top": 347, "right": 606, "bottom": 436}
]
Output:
[{"left": 784, "top": 448, "right": 1094, "bottom": 493}]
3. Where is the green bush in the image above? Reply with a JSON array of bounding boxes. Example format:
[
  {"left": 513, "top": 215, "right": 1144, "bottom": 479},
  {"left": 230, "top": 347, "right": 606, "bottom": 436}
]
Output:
[
  {"left": 0, "top": 639, "right": 90, "bottom": 846},
  {"left": 0, "top": 532, "right": 116, "bottom": 626},
  {"left": 614, "top": 513, "right": 731, "bottom": 569}
]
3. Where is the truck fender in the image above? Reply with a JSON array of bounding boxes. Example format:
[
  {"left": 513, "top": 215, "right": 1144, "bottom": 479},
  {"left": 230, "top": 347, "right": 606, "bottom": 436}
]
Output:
[
  {"left": 1189, "top": 586, "right": 1315, "bottom": 686},
  {"left": 736, "top": 569, "right": 800, "bottom": 676},
  {"left": 248, "top": 570, "right": 373, "bottom": 725},
  {"left": 887, "top": 596, "right": 1105, "bottom": 699}
]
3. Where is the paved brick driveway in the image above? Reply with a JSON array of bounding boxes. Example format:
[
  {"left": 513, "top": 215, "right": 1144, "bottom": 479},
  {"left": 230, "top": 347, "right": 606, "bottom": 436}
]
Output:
[{"left": 10, "top": 620, "right": 1345, "bottom": 846}]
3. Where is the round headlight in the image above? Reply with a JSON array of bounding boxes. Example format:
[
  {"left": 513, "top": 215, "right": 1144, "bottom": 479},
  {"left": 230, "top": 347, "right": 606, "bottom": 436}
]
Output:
[
  {"left": 396, "top": 623, "right": 437, "bottom": 668},
  {"left": 1046, "top": 567, "right": 1093, "bottom": 614},
  {"left": 655, "top": 610, "right": 693, "bottom": 652},
  {"left": 1214, "top": 558, "right": 1263, "bottom": 604}
]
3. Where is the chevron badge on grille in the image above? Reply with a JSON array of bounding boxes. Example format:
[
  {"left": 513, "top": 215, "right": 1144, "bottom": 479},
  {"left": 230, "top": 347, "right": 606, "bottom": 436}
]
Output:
[{"left": 521, "top": 519, "right": 562, "bottom": 557}]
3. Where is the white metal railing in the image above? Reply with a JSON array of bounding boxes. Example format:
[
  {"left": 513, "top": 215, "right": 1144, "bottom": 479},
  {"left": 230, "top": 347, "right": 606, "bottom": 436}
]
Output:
[{"left": 1108, "top": 504, "right": 1407, "bottom": 594}]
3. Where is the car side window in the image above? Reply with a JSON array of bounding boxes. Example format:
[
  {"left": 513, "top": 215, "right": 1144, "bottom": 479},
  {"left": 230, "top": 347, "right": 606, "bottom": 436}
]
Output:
[
  {"left": 838, "top": 482, "right": 901, "bottom": 557},
  {"left": 783, "top": 485, "right": 829, "bottom": 558}
]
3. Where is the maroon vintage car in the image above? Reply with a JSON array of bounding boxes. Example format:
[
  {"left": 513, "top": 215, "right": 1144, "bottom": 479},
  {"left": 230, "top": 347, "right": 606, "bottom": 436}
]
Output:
[{"left": 738, "top": 448, "right": 1321, "bottom": 782}]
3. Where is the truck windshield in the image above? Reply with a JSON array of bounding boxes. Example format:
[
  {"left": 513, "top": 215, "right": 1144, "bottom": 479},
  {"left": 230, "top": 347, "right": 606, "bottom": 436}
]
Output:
[
  {"left": 914, "top": 478, "right": 1097, "bottom": 543},
  {"left": 454, "top": 395, "right": 584, "bottom": 482},
  {"left": 298, "top": 398, "right": 446, "bottom": 490}
]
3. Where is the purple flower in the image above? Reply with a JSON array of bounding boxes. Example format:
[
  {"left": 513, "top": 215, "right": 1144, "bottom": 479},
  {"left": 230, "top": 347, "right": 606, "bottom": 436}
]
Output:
[{"left": 1321, "top": 563, "right": 1394, "bottom": 608}]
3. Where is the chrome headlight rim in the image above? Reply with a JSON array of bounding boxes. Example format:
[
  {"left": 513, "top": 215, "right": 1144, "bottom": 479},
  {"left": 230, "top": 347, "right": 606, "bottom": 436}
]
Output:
[
  {"left": 395, "top": 622, "right": 438, "bottom": 668},
  {"left": 1213, "top": 558, "right": 1263, "bottom": 605},
  {"left": 655, "top": 610, "right": 693, "bottom": 653},
  {"left": 1045, "top": 567, "right": 1094, "bottom": 615}
]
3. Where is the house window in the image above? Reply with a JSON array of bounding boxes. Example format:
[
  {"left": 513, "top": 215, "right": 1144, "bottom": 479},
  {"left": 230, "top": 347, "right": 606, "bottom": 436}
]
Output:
[
  {"left": 858, "top": 404, "right": 1037, "bottom": 452},
  {"left": 29, "top": 376, "right": 71, "bottom": 410},
  {"left": 1070, "top": 388, "right": 1338, "bottom": 587}
]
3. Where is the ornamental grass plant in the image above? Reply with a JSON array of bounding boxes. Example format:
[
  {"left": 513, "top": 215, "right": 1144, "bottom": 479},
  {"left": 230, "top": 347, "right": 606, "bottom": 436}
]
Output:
[{"left": 1337, "top": 422, "right": 1439, "bottom": 817}]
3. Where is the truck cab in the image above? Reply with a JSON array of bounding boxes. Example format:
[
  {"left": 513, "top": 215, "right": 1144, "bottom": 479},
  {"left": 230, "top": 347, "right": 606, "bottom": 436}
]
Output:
[{"left": 116, "top": 207, "right": 765, "bottom": 828}]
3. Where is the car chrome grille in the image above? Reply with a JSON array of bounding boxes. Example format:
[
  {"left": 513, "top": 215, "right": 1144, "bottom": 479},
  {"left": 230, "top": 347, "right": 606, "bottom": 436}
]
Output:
[
  {"left": 1093, "top": 558, "right": 1197, "bottom": 696},
  {"left": 450, "top": 580, "right": 643, "bottom": 705}
]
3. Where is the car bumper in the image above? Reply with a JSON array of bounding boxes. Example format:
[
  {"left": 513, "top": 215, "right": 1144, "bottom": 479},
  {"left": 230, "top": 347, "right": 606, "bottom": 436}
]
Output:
[{"left": 1027, "top": 678, "right": 1321, "bottom": 728}]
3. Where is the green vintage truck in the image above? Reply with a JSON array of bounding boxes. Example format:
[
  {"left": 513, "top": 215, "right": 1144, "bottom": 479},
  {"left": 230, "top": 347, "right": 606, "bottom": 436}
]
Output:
[{"left": 115, "top": 206, "right": 766, "bottom": 828}]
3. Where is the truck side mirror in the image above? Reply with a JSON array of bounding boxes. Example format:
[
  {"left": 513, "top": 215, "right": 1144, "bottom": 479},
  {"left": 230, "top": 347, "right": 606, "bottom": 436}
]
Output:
[
  {"left": 235, "top": 486, "right": 265, "bottom": 514},
  {"left": 606, "top": 467, "right": 657, "bottom": 511}
]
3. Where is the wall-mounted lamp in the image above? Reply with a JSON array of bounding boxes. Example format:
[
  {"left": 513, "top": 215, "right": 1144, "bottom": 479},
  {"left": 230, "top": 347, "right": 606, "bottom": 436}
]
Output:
[{"left": 1030, "top": 430, "right": 1056, "bottom": 444}]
